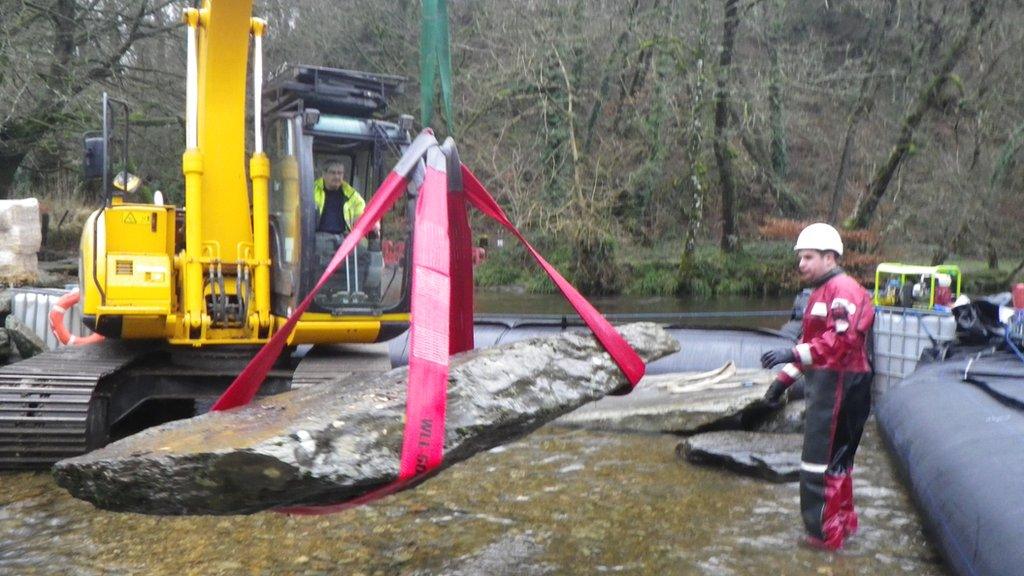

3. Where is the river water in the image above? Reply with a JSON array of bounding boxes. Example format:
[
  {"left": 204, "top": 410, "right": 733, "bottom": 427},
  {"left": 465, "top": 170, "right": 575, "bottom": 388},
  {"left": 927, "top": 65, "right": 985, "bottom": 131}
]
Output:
[{"left": 0, "top": 292, "right": 949, "bottom": 575}]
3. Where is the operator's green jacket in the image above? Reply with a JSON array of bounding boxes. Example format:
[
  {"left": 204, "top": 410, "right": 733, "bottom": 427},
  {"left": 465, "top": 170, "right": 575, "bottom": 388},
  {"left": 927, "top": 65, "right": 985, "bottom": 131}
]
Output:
[{"left": 313, "top": 178, "right": 366, "bottom": 230}]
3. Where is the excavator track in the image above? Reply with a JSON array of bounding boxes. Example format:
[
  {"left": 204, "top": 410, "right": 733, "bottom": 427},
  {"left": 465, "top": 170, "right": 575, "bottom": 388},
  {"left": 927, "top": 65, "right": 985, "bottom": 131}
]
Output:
[
  {"left": 0, "top": 340, "right": 152, "bottom": 470},
  {"left": 291, "top": 342, "right": 392, "bottom": 389},
  {"left": 0, "top": 340, "right": 395, "bottom": 470}
]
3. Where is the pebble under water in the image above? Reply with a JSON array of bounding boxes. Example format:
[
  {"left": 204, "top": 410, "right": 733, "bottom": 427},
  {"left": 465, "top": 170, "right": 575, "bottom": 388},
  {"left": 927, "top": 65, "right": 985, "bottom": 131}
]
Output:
[{"left": 0, "top": 420, "right": 947, "bottom": 575}]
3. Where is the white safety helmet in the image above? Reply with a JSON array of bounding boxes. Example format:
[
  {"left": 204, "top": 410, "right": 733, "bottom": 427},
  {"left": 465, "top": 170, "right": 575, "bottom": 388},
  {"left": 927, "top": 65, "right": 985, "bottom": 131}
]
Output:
[{"left": 793, "top": 222, "right": 843, "bottom": 256}]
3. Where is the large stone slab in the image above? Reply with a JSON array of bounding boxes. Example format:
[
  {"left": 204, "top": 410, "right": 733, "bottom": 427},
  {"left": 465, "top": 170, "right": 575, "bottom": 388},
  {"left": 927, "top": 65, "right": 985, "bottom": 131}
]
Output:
[
  {"left": 678, "top": 430, "right": 802, "bottom": 483},
  {"left": 53, "top": 323, "right": 679, "bottom": 515},
  {"left": 556, "top": 366, "right": 786, "bottom": 434}
]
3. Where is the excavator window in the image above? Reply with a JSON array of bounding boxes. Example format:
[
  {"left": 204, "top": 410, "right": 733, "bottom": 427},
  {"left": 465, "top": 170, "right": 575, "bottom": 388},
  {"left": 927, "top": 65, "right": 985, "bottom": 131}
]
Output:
[
  {"left": 307, "top": 132, "right": 409, "bottom": 315},
  {"left": 265, "top": 110, "right": 412, "bottom": 317}
]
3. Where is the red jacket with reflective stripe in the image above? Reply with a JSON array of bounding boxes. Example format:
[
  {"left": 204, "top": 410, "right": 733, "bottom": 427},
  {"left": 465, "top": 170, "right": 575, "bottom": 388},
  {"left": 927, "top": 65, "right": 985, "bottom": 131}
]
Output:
[{"left": 778, "top": 271, "right": 874, "bottom": 385}]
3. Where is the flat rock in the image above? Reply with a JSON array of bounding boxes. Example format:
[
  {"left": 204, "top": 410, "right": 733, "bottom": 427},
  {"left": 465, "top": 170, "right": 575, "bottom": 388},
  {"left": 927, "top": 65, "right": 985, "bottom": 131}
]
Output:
[
  {"left": 0, "top": 329, "right": 11, "bottom": 365},
  {"left": 678, "top": 431, "right": 802, "bottom": 483},
  {"left": 53, "top": 322, "right": 679, "bottom": 515},
  {"left": 755, "top": 399, "right": 805, "bottom": 434},
  {"left": 4, "top": 315, "right": 45, "bottom": 359},
  {"left": 556, "top": 366, "right": 787, "bottom": 434}
]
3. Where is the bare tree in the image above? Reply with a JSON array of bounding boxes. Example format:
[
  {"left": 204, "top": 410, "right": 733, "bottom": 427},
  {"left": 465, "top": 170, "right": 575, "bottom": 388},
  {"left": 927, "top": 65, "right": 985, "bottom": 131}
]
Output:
[
  {"left": 828, "top": 0, "right": 897, "bottom": 224},
  {"left": 713, "top": 0, "right": 740, "bottom": 251},
  {"left": 846, "top": 0, "right": 990, "bottom": 230},
  {"left": 0, "top": 0, "right": 179, "bottom": 198},
  {"left": 681, "top": 0, "right": 712, "bottom": 258}
]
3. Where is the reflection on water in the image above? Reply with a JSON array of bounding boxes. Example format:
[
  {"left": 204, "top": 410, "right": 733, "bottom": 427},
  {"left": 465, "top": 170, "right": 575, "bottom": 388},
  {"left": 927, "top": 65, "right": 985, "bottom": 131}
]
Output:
[
  {"left": 474, "top": 290, "right": 796, "bottom": 330},
  {"left": 1, "top": 423, "right": 946, "bottom": 575}
]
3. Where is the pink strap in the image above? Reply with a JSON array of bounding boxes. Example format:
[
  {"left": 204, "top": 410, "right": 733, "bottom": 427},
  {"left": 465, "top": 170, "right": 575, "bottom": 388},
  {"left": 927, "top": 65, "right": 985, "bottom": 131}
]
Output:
[
  {"left": 398, "top": 148, "right": 450, "bottom": 479},
  {"left": 448, "top": 184, "right": 475, "bottom": 355},
  {"left": 211, "top": 171, "right": 409, "bottom": 411},
  {"left": 460, "top": 164, "right": 645, "bottom": 388},
  {"left": 281, "top": 148, "right": 454, "bottom": 514}
]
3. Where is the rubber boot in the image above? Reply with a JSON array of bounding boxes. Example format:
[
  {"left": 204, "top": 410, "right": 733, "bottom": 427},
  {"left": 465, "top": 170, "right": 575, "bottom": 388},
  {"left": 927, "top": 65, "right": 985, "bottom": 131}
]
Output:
[
  {"left": 819, "top": 473, "right": 847, "bottom": 550},
  {"left": 841, "top": 471, "right": 858, "bottom": 536}
]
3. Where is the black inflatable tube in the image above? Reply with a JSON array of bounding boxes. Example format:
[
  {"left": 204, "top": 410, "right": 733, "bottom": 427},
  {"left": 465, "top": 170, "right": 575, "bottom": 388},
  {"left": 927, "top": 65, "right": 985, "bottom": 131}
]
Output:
[
  {"left": 387, "top": 316, "right": 796, "bottom": 375},
  {"left": 876, "top": 354, "right": 1024, "bottom": 576}
]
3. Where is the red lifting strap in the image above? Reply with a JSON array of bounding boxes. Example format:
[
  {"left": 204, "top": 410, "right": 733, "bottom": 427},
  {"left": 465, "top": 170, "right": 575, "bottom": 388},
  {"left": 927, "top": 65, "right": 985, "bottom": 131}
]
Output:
[
  {"left": 211, "top": 133, "right": 644, "bottom": 515},
  {"left": 398, "top": 146, "right": 451, "bottom": 479},
  {"left": 461, "top": 164, "right": 645, "bottom": 387}
]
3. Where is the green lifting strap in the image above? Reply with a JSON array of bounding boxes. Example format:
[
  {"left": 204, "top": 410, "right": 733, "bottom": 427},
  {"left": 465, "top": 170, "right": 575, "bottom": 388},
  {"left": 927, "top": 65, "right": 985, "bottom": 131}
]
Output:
[{"left": 420, "top": 0, "right": 454, "bottom": 135}]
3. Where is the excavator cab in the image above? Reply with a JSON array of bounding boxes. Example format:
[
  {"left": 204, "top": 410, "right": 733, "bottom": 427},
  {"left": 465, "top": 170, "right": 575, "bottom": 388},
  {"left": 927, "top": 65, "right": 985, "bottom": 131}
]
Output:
[{"left": 264, "top": 66, "right": 414, "bottom": 342}]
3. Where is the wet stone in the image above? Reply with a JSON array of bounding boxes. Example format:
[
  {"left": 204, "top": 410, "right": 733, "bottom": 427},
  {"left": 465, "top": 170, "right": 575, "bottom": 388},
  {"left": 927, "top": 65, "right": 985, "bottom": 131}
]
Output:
[
  {"left": 53, "top": 323, "right": 678, "bottom": 515},
  {"left": 0, "top": 329, "right": 11, "bottom": 364},
  {"left": 557, "top": 366, "right": 788, "bottom": 434},
  {"left": 4, "top": 315, "right": 45, "bottom": 359},
  {"left": 755, "top": 399, "right": 805, "bottom": 434},
  {"left": 678, "top": 430, "right": 802, "bottom": 483}
]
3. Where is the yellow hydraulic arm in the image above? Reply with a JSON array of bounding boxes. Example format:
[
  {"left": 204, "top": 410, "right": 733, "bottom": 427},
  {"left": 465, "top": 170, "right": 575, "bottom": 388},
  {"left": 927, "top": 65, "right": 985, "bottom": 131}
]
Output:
[
  {"left": 180, "top": 0, "right": 269, "bottom": 339},
  {"left": 81, "top": 0, "right": 275, "bottom": 345}
]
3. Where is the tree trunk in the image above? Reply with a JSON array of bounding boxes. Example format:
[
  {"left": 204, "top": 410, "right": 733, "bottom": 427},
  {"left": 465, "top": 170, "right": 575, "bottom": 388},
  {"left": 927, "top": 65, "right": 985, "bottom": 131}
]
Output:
[
  {"left": 583, "top": 0, "right": 642, "bottom": 154},
  {"left": 682, "top": 0, "right": 712, "bottom": 258},
  {"left": 729, "top": 107, "right": 802, "bottom": 213},
  {"left": 620, "top": 0, "right": 662, "bottom": 114},
  {"left": 0, "top": 151, "right": 27, "bottom": 199},
  {"left": 846, "top": 0, "right": 988, "bottom": 230},
  {"left": 768, "top": 43, "right": 787, "bottom": 179},
  {"left": 714, "top": 0, "right": 740, "bottom": 252},
  {"left": 987, "top": 241, "right": 999, "bottom": 270},
  {"left": 930, "top": 218, "right": 969, "bottom": 265},
  {"left": 829, "top": 0, "right": 896, "bottom": 224}
]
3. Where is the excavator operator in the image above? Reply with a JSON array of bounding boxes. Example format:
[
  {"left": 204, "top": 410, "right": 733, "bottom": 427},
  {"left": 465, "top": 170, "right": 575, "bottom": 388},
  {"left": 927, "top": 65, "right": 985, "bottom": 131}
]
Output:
[
  {"left": 313, "top": 160, "right": 373, "bottom": 302},
  {"left": 314, "top": 160, "right": 365, "bottom": 235}
]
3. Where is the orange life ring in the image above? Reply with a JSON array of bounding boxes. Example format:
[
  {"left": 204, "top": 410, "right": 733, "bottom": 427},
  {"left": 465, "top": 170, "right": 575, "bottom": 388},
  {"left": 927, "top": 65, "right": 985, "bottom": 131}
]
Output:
[{"left": 49, "top": 291, "right": 104, "bottom": 346}]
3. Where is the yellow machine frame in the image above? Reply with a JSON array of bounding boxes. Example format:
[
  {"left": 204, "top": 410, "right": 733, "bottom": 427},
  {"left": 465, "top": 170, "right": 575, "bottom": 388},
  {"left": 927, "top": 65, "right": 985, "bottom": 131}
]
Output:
[{"left": 79, "top": 0, "right": 409, "bottom": 346}]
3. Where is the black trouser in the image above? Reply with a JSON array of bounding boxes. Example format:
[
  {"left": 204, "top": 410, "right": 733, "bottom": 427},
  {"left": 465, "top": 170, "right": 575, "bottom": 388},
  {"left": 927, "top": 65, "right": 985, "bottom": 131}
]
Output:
[
  {"left": 315, "top": 232, "right": 369, "bottom": 293},
  {"left": 799, "top": 368, "right": 872, "bottom": 548}
]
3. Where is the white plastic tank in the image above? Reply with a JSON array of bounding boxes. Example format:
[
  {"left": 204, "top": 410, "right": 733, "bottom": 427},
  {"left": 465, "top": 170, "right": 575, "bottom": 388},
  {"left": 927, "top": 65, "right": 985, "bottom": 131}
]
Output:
[
  {"left": 8, "top": 287, "right": 92, "bottom": 350},
  {"left": 873, "top": 306, "right": 956, "bottom": 398}
]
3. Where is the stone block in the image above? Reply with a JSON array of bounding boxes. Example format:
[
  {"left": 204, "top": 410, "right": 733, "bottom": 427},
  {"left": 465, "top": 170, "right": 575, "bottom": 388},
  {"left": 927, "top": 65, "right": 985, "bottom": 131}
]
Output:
[
  {"left": 0, "top": 199, "right": 42, "bottom": 253},
  {"left": 0, "top": 251, "right": 39, "bottom": 284}
]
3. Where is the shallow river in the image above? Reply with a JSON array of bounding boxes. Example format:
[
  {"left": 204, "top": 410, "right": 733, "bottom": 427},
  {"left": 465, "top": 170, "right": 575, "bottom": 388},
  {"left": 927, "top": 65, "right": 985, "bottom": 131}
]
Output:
[{"left": 0, "top": 292, "right": 949, "bottom": 575}]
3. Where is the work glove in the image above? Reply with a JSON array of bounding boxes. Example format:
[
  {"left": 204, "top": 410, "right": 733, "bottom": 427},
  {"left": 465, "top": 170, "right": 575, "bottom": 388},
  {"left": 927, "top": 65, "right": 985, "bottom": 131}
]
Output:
[
  {"left": 763, "top": 379, "right": 788, "bottom": 408},
  {"left": 760, "top": 347, "right": 796, "bottom": 368}
]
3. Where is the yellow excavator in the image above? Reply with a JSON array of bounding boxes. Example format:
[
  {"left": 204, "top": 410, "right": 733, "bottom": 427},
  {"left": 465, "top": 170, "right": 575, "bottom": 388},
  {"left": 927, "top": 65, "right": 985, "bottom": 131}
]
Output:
[{"left": 0, "top": 1, "right": 419, "bottom": 468}]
